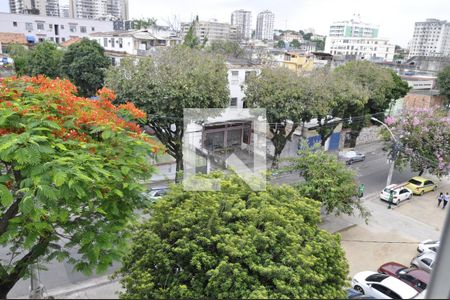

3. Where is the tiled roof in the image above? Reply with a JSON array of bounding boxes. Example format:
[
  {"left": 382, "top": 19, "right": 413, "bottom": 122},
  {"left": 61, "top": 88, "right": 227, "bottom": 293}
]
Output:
[
  {"left": 60, "top": 37, "right": 81, "bottom": 47},
  {"left": 0, "top": 32, "right": 27, "bottom": 44}
]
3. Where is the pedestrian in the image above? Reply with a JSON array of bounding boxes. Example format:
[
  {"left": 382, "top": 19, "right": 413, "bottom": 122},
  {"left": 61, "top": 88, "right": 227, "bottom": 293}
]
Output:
[
  {"left": 438, "top": 192, "right": 444, "bottom": 207},
  {"left": 443, "top": 192, "right": 449, "bottom": 209}
]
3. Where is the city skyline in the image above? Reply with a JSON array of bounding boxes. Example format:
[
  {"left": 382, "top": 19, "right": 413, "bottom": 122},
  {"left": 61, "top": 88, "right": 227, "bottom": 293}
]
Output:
[{"left": 1, "top": 0, "right": 450, "bottom": 47}]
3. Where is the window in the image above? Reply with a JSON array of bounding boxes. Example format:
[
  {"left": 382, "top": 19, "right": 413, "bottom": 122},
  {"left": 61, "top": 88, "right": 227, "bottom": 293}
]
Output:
[
  {"left": 371, "top": 284, "right": 389, "bottom": 296},
  {"left": 25, "top": 22, "right": 33, "bottom": 31},
  {"left": 91, "top": 27, "right": 95, "bottom": 31},
  {"left": 103, "top": 38, "right": 108, "bottom": 47},
  {"left": 50, "top": 37, "right": 54, "bottom": 41},
  {"left": 69, "top": 25, "right": 77, "bottom": 33},
  {"left": 49, "top": 24, "right": 53, "bottom": 29},
  {"left": 230, "top": 97, "right": 238, "bottom": 107},
  {"left": 227, "top": 129, "right": 242, "bottom": 146},
  {"left": 111, "top": 38, "right": 115, "bottom": 47},
  {"left": 37, "top": 23, "right": 44, "bottom": 30},
  {"left": 13, "top": 21, "right": 17, "bottom": 27},
  {"left": 61, "top": 25, "right": 64, "bottom": 29},
  {"left": 422, "top": 258, "right": 432, "bottom": 266},
  {"left": 366, "top": 273, "right": 388, "bottom": 282},
  {"left": 118, "top": 38, "right": 123, "bottom": 48},
  {"left": 80, "top": 26, "right": 86, "bottom": 33},
  {"left": 62, "top": 37, "right": 66, "bottom": 42}
]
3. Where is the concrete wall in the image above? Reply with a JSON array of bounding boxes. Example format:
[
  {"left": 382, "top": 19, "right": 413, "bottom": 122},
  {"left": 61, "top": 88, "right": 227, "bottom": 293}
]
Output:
[
  {"left": 403, "top": 93, "right": 445, "bottom": 110},
  {"left": 355, "top": 126, "right": 382, "bottom": 146}
]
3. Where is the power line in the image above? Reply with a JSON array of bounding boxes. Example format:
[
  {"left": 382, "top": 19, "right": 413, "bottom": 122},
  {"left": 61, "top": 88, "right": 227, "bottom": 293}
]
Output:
[{"left": 341, "top": 239, "right": 419, "bottom": 245}]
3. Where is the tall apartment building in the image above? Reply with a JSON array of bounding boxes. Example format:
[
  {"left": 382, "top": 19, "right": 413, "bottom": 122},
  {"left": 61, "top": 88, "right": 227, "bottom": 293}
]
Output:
[
  {"left": 231, "top": 9, "right": 252, "bottom": 40},
  {"left": 325, "top": 17, "right": 394, "bottom": 62},
  {"left": 408, "top": 19, "right": 450, "bottom": 58},
  {"left": 9, "top": 0, "right": 46, "bottom": 15},
  {"left": 255, "top": 10, "right": 274, "bottom": 41},
  {"left": 181, "top": 19, "right": 238, "bottom": 44},
  {"left": 68, "top": 0, "right": 128, "bottom": 20}
]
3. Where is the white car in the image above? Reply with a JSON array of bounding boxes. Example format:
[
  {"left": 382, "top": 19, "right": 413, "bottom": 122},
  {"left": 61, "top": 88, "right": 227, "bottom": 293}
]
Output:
[
  {"left": 339, "top": 150, "right": 366, "bottom": 165},
  {"left": 143, "top": 187, "right": 168, "bottom": 201},
  {"left": 352, "top": 271, "right": 419, "bottom": 299},
  {"left": 411, "top": 251, "right": 436, "bottom": 273},
  {"left": 417, "top": 239, "right": 439, "bottom": 253},
  {"left": 380, "top": 184, "right": 413, "bottom": 205}
]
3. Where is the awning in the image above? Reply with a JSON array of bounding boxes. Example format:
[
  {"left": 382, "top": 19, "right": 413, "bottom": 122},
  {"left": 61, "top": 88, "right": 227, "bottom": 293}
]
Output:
[{"left": 26, "top": 35, "right": 35, "bottom": 43}]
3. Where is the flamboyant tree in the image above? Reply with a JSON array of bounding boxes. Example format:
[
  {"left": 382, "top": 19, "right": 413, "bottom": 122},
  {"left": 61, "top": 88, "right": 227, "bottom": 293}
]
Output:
[
  {"left": 117, "top": 173, "right": 349, "bottom": 299},
  {"left": 0, "top": 76, "right": 160, "bottom": 297},
  {"left": 384, "top": 108, "right": 450, "bottom": 177}
]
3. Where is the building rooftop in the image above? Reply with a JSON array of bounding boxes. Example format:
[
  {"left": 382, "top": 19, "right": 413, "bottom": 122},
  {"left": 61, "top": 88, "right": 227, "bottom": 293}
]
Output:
[
  {"left": 0, "top": 32, "right": 27, "bottom": 45},
  {"left": 60, "top": 37, "right": 81, "bottom": 47}
]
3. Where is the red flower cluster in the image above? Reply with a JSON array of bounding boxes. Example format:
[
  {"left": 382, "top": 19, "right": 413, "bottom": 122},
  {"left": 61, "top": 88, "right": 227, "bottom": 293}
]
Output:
[{"left": 0, "top": 76, "right": 161, "bottom": 152}]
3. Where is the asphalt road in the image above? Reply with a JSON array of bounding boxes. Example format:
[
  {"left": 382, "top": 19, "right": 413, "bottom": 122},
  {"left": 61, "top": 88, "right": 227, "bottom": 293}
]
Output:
[{"left": 5, "top": 141, "right": 418, "bottom": 298}]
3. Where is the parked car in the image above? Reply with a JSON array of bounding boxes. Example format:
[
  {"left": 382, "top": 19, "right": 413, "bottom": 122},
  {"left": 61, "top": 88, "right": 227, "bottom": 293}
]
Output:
[
  {"left": 143, "top": 187, "right": 168, "bottom": 202},
  {"left": 379, "top": 184, "right": 413, "bottom": 205},
  {"left": 378, "top": 262, "right": 430, "bottom": 292},
  {"left": 347, "top": 288, "right": 376, "bottom": 299},
  {"left": 352, "top": 271, "right": 419, "bottom": 299},
  {"left": 339, "top": 150, "right": 366, "bottom": 165},
  {"left": 417, "top": 239, "right": 439, "bottom": 253},
  {"left": 405, "top": 177, "right": 436, "bottom": 196},
  {"left": 411, "top": 251, "right": 436, "bottom": 273}
]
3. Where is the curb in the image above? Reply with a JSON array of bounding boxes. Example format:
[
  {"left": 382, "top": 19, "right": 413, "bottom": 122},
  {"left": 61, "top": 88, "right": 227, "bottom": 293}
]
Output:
[{"left": 45, "top": 276, "right": 120, "bottom": 299}]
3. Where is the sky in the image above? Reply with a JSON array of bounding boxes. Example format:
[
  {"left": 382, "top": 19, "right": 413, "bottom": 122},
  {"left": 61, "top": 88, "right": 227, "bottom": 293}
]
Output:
[{"left": 1, "top": 0, "right": 450, "bottom": 47}]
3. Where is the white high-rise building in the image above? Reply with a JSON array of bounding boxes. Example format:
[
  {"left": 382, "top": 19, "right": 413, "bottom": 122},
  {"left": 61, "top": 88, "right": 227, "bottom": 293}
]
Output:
[
  {"left": 69, "top": 0, "right": 128, "bottom": 20},
  {"left": 231, "top": 9, "right": 252, "bottom": 40},
  {"left": 181, "top": 19, "right": 238, "bottom": 44},
  {"left": 9, "top": 0, "right": 48, "bottom": 16},
  {"left": 325, "top": 16, "right": 394, "bottom": 62},
  {"left": 255, "top": 10, "right": 274, "bottom": 41},
  {"left": 408, "top": 19, "right": 450, "bottom": 58}
]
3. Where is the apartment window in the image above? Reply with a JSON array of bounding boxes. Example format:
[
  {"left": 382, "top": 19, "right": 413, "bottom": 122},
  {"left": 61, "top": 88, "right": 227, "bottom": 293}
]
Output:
[
  {"left": 118, "top": 38, "right": 123, "bottom": 48},
  {"left": 103, "top": 38, "right": 107, "bottom": 47},
  {"left": 69, "top": 25, "right": 77, "bottom": 32},
  {"left": 80, "top": 26, "right": 86, "bottom": 33},
  {"left": 50, "top": 37, "right": 54, "bottom": 41},
  {"left": 91, "top": 27, "right": 95, "bottom": 31},
  {"left": 111, "top": 38, "right": 115, "bottom": 47},
  {"left": 13, "top": 21, "right": 17, "bottom": 27},
  {"left": 230, "top": 97, "right": 238, "bottom": 107},
  {"left": 62, "top": 37, "right": 66, "bottom": 42},
  {"left": 49, "top": 24, "right": 53, "bottom": 29},
  {"left": 60, "top": 25, "right": 64, "bottom": 29},
  {"left": 25, "top": 22, "right": 33, "bottom": 31},
  {"left": 37, "top": 23, "right": 44, "bottom": 30}
]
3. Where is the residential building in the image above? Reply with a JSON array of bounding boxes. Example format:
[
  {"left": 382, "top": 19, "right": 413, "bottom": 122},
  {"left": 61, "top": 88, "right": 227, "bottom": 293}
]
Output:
[
  {"left": 0, "top": 12, "right": 113, "bottom": 44},
  {"left": 402, "top": 75, "right": 436, "bottom": 90},
  {"left": 226, "top": 58, "right": 261, "bottom": 109},
  {"left": 408, "top": 19, "right": 450, "bottom": 58},
  {"left": 255, "top": 10, "right": 274, "bottom": 41},
  {"left": 89, "top": 28, "right": 181, "bottom": 65},
  {"left": 325, "top": 37, "right": 395, "bottom": 62},
  {"left": 0, "top": 32, "right": 27, "bottom": 53},
  {"left": 278, "top": 52, "right": 314, "bottom": 73},
  {"left": 280, "top": 31, "right": 302, "bottom": 42},
  {"left": 180, "top": 19, "right": 237, "bottom": 44},
  {"left": 9, "top": 0, "right": 46, "bottom": 15},
  {"left": 231, "top": 9, "right": 252, "bottom": 40},
  {"left": 69, "top": 0, "right": 128, "bottom": 20}
]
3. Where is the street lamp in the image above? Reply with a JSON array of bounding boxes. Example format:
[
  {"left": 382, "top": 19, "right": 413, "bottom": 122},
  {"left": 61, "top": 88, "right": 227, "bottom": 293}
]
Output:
[{"left": 371, "top": 117, "right": 398, "bottom": 192}]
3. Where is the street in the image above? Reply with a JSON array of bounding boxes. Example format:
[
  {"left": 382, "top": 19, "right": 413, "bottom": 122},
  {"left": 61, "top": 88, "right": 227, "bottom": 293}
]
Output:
[{"left": 3, "top": 141, "right": 430, "bottom": 298}]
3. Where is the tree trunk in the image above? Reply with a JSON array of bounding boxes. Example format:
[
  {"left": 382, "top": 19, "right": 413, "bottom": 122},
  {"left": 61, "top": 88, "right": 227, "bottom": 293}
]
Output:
[
  {"left": 419, "top": 169, "right": 424, "bottom": 176},
  {"left": 175, "top": 154, "right": 183, "bottom": 183},
  {"left": 348, "top": 130, "right": 360, "bottom": 148}
]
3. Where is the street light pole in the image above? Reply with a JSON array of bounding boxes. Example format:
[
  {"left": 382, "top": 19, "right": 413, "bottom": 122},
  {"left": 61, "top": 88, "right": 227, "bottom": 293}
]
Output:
[{"left": 371, "top": 117, "right": 398, "bottom": 188}]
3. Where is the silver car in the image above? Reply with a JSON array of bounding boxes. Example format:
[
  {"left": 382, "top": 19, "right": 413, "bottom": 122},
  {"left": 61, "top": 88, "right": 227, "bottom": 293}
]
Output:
[
  {"left": 411, "top": 251, "right": 436, "bottom": 273},
  {"left": 339, "top": 150, "right": 366, "bottom": 165},
  {"left": 417, "top": 240, "right": 439, "bottom": 253}
]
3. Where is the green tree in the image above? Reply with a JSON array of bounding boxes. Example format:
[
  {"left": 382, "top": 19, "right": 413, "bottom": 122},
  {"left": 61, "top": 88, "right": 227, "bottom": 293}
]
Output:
[
  {"left": 6, "top": 44, "right": 30, "bottom": 76},
  {"left": 183, "top": 16, "right": 201, "bottom": 49},
  {"left": 106, "top": 46, "right": 229, "bottom": 182},
  {"left": 289, "top": 39, "right": 301, "bottom": 48},
  {"left": 437, "top": 66, "right": 450, "bottom": 107},
  {"left": 275, "top": 40, "right": 286, "bottom": 48},
  {"left": 306, "top": 69, "right": 368, "bottom": 146},
  {"left": 0, "top": 76, "right": 159, "bottom": 298},
  {"left": 244, "top": 68, "right": 311, "bottom": 168},
  {"left": 286, "top": 143, "right": 369, "bottom": 219},
  {"left": 335, "top": 61, "right": 409, "bottom": 147},
  {"left": 117, "top": 173, "right": 349, "bottom": 299},
  {"left": 60, "top": 38, "right": 111, "bottom": 97},
  {"left": 28, "top": 41, "right": 63, "bottom": 78},
  {"left": 303, "top": 33, "right": 313, "bottom": 41},
  {"left": 312, "top": 38, "right": 325, "bottom": 51},
  {"left": 132, "top": 17, "right": 157, "bottom": 29},
  {"left": 206, "top": 40, "right": 245, "bottom": 58}
]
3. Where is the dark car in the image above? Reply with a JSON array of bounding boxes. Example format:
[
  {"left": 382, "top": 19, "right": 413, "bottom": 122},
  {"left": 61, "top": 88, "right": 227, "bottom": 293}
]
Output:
[
  {"left": 378, "top": 262, "right": 430, "bottom": 292},
  {"left": 339, "top": 151, "right": 366, "bottom": 165},
  {"left": 347, "top": 288, "right": 376, "bottom": 299}
]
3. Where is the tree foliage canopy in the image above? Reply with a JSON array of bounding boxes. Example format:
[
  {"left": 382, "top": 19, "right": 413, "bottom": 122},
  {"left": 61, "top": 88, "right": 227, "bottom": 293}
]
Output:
[
  {"left": 61, "top": 38, "right": 111, "bottom": 97},
  {"left": 0, "top": 76, "right": 159, "bottom": 297},
  {"left": 6, "top": 44, "right": 31, "bottom": 77},
  {"left": 286, "top": 143, "right": 369, "bottom": 220},
  {"left": 118, "top": 173, "right": 349, "bottom": 299},
  {"left": 384, "top": 109, "right": 450, "bottom": 177},
  {"left": 206, "top": 40, "right": 245, "bottom": 58},
  {"left": 437, "top": 66, "right": 450, "bottom": 107},
  {"left": 28, "top": 41, "right": 63, "bottom": 78},
  {"left": 105, "top": 46, "right": 230, "bottom": 179}
]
